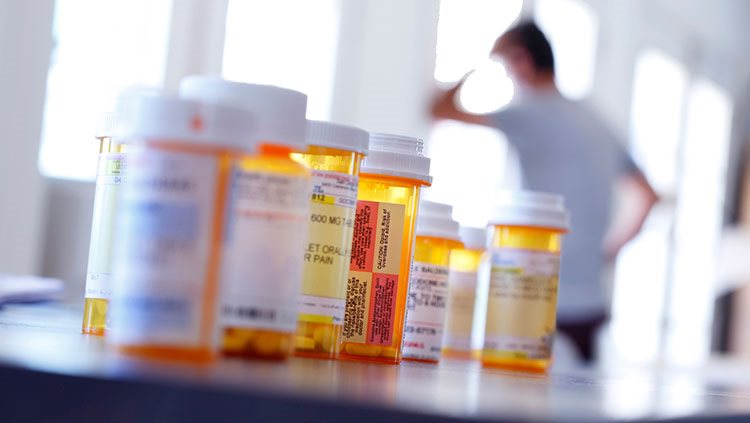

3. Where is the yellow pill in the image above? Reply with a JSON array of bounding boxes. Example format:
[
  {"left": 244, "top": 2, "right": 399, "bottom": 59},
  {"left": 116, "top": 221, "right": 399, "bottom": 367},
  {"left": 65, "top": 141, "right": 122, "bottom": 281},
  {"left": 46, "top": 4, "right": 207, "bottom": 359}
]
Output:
[
  {"left": 95, "top": 300, "right": 108, "bottom": 314},
  {"left": 313, "top": 326, "right": 333, "bottom": 351},
  {"left": 295, "top": 335, "right": 315, "bottom": 350},
  {"left": 298, "top": 322, "right": 315, "bottom": 337},
  {"left": 381, "top": 347, "right": 398, "bottom": 359},
  {"left": 345, "top": 343, "right": 382, "bottom": 357},
  {"left": 222, "top": 335, "right": 246, "bottom": 352},
  {"left": 253, "top": 333, "right": 281, "bottom": 356}
]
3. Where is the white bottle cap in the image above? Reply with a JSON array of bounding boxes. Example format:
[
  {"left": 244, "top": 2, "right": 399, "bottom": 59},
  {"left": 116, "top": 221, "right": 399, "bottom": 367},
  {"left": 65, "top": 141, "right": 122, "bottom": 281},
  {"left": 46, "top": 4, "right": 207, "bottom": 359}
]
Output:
[
  {"left": 179, "top": 75, "right": 307, "bottom": 150},
  {"left": 95, "top": 112, "right": 119, "bottom": 139},
  {"left": 490, "top": 190, "right": 570, "bottom": 231},
  {"left": 416, "top": 200, "right": 460, "bottom": 241},
  {"left": 306, "top": 120, "right": 369, "bottom": 154},
  {"left": 459, "top": 226, "right": 488, "bottom": 250},
  {"left": 115, "top": 92, "right": 255, "bottom": 150},
  {"left": 360, "top": 133, "right": 432, "bottom": 184}
]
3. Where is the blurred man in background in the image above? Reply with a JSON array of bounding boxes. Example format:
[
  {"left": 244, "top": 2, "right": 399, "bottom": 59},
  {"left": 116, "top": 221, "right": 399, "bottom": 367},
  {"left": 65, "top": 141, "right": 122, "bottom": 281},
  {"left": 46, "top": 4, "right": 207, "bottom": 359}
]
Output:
[{"left": 432, "top": 21, "right": 658, "bottom": 363}]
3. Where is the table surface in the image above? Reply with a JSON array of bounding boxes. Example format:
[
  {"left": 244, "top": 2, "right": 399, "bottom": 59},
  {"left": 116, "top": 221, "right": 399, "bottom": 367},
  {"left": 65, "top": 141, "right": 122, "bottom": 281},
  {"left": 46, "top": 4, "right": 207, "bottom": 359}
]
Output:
[{"left": 1, "top": 304, "right": 750, "bottom": 422}]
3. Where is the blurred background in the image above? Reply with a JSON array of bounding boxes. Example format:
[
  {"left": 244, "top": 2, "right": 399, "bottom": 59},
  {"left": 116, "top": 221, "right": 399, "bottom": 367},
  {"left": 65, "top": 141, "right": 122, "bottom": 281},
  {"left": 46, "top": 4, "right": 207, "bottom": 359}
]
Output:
[{"left": 1, "top": 0, "right": 749, "bottom": 372}]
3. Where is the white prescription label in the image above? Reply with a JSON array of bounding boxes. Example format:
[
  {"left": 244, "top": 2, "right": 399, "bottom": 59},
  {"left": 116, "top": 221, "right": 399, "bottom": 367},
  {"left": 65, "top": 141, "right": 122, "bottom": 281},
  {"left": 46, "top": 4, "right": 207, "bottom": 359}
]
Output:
[
  {"left": 484, "top": 248, "right": 560, "bottom": 360},
  {"left": 299, "top": 169, "right": 358, "bottom": 325},
  {"left": 403, "top": 262, "right": 450, "bottom": 361},
  {"left": 442, "top": 270, "right": 478, "bottom": 352},
  {"left": 110, "top": 148, "right": 218, "bottom": 346},
  {"left": 221, "top": 170, "right": 310, "bottom": 333},
  {"left": 85, "top": 152, "right": 126, "bottom": 300}
]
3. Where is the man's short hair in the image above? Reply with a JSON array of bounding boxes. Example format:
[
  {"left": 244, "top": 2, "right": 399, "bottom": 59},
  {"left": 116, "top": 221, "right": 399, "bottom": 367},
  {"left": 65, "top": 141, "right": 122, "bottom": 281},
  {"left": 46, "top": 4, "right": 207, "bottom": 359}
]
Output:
[{"left": 496, "top": 21, "right": 555, "bottom": 73}]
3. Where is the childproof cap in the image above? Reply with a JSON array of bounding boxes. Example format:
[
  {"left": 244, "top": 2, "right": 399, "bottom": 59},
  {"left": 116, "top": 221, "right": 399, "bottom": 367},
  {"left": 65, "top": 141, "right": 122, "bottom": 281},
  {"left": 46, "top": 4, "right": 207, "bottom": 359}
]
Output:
[
  {"left": 490, "top": 190, "right": 571, "bottom": 232},
  {"left": 415, "top": 200, "right": 461, "bottom": 241},
  {"left": 179, "top": 75, "right": 307, "bottom": 151},
  {"left": 115, "top": 91, "right": 256, "bottom": 150},
  {"left": 360, "top": 133, "right": 432, "bottom": 185}
]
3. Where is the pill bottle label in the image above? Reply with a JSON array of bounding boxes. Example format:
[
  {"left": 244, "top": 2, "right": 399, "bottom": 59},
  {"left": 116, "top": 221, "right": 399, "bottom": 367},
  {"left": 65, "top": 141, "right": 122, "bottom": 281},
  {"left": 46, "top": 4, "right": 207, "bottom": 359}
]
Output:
[
  {"left": 111, "top": 148, "right": 218, "bottom": 346},
  {"left": 85, "top": 152, "right": 126, "bottom": 300},
  {"left": 343, "top": 200, "right": 405, "bottom": 346},
  {"left": 443, "top": 270, "right": 478, "bottom": 351},
  {"left": 221, "top": 170, "right": 310, "bottom": 333},
  {"left": 403, "top": 262, "right": 449, "bottom": 361},
  {"left": 298, "top": 170, "right": 358, "bottom": 325},
  {"left": 484, "top": 248, "right": 559, "bottom": 360}
]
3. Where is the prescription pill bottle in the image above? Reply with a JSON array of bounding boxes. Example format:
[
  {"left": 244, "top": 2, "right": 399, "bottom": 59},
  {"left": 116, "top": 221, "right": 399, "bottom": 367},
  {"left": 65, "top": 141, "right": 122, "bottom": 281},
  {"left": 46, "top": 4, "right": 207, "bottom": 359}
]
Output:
[
  {"left": 291, "top": 120, "right": 369, "bottom": 359},
  {"left": 109, "top": 93, "right": 255, "bottom": 362},
  {"left": 180, "top": 76, "right": 310, "bottom": 360},
  {"left": 482, "top": 191, "right": 570, "bottom": 373},
  {"left": 82, "top": 113, "right": 125, "bottom": 336},
  {"left": 442, "top": 226, "right": 487, "bottom": 360},
  {"left": 402, "top": 200, "right": 461, "bottom": 363},
  {"left": 340, "top": 133, "right": 431, "bottom": 364}
]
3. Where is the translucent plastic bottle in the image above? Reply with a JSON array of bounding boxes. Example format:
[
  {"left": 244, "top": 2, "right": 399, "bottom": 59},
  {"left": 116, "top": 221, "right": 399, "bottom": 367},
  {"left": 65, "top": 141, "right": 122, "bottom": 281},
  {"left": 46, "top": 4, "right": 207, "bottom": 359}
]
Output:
[
  {"left": 291, "top": 120, "right": 369, "bottom": 359},
  {"left": 442, "top": 226, "right": 487, "bottom": 360},
  {"left": 402, "top": 200, "right": 462, "bottom": 363},
  {"left": 482, "top": 191, "right": 570, "bottom": 373},
  {"left": 340, "top": 133, "right": 432, "bottom": 364},
  {"left": 82, "top": 113, "right": 125, "bottom": 336},
  {"left": 109, "top": 93, "right": 255, "bottom": 362},
  {"left": 180, "top": 76, "right": 310, "bottom": 360}
]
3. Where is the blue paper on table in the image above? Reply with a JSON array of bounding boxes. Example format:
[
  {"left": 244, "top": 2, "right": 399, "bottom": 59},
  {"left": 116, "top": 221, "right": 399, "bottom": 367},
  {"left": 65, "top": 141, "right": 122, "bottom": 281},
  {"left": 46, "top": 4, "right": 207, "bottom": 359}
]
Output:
[{"left": 0, "top": 274, "right": 64, "bottom": 305}]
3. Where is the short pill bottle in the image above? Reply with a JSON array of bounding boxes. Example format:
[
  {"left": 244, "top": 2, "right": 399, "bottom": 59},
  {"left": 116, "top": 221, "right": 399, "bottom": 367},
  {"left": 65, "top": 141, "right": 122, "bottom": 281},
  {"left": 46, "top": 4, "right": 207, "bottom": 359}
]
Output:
[
  {"left": 442, "top": 226, "right": 488, "bottom": 360},
  {"left": 180, "top": 76, "right": 310, "bottom": 360},
  {"left": 109, "top": 93, "right": 255, "bottom": 363},
  {"left": 82, "top": 113, "right": 125, "bottom": 336},
  {"left": 402, "top": 200, "right": 462, "bottom": 363},
  {"left": 482, "top": 191, "right": 570, "bottom": 373},
  {"left": 340, "top": 133, "right": 431, "bottom": 364},
  {"left": 291, "top": 120, "right": 369, "bottom": 359}
]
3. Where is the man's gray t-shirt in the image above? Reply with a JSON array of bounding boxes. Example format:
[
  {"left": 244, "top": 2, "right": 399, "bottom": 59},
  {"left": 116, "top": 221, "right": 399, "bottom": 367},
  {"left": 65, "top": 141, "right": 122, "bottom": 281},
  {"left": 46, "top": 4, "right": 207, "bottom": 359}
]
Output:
[{"left": 489, "top": 91, "right": 638, "bottom": 321}]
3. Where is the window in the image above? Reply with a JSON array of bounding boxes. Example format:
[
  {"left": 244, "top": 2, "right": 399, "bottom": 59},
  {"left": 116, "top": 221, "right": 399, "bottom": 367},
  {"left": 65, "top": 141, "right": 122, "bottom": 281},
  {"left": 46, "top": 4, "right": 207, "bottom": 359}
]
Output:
[
  {"left": 668, "top": 78, "right": 733, "bottom": 366},
  {"left": 38, "top": 0, "right": 172, "bottom": 181},
  {"left": 612, "top": 48, "right": 734, "bottom": 366},
  {"left": 427, "top": 0, "right": 523, "bottom": 226},
  {"left": 222, "top": 0, "right": 341, "bottom": 120},
  {"left": 535, "top": 0, "right": 598, "bottom": 100}
]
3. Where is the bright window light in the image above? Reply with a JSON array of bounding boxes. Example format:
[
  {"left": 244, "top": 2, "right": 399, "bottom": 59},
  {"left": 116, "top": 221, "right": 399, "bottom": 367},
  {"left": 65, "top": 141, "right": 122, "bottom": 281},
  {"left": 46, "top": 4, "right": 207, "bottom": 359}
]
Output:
[
  {"left": 38, "top": 0, "right": 172, "bottom": 181},
  {"left": 425, "top": 121, "right": 518, "bottom": 227},
  {"left": 611, "top": 207, "right": 672, "bottom": 364},
  {"left": 429, "top": 0, "right": 523, "bottom": 227},
  {"left": 535, "top": 0, "right": 598, "bottom": 99},
  {"left": 629, "top": 49, "right": 687, "bottom": 194},
  {"left": 434, "top": 0, "right": 523, "bottom": 83},
  {"left": 458, "top": 60, "right": 514, "bottom": 114},
  {"left": 668, "top": 78, "right": 733, "bottom": 367},
  {"left": 222, "top": 0, "right": 340, "bottom": 120}
]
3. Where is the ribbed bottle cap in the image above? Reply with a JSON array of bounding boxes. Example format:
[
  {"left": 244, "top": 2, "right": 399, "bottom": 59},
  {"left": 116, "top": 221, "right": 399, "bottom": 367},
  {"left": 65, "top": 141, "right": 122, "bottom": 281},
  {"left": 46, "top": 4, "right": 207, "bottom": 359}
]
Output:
[
  {"left": 360, "top": 133, "right": 431, "bottom": 184},
  {"left": 490, "top": 190, "right": 570, "bottom": 231},
  {"left": 115, "top": 92, "right": 255, "bottom": 150},
  {"left": 459, "top": 226, "right": 488, "bottom": 250},
  {"left": 416, "top": 200, "right": 460, "bottom": 241},
  {"left": 95, "top": 112, "right": 119, "bottom": 139},
  {"left": 306, "top": 120, "right": 369, "bottom": 154},
  {"left": 179, "top": 75, "right": 307, "bottom": 150}
]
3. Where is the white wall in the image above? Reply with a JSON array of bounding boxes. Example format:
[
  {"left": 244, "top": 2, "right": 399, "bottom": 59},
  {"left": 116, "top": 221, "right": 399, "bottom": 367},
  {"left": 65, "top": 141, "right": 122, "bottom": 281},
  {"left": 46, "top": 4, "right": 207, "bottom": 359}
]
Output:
[{"left": 0, "top": 0, "right": 54, "bottom": 275}]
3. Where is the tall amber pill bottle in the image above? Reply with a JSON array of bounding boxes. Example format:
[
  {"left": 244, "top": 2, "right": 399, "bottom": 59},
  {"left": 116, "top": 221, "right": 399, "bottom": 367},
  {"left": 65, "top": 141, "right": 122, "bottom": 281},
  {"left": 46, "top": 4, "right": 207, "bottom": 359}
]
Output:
[
  {"left": 442, "top": 226, "right": 488, "bottom": 360},
  {"left": 180, "top": 76, "right": 310, "bottom": 360},
  {"left": 402, "top": 200, "right": 462, "bottom": 363},
  {"left": 292, "top": 120, "right": 369, "bottom": 359},
  {"left": 340, "top": 133, "right": 431, "bottom": 364},
  {"left": 482, "top": 191, "right": 570, "bottom": 373},
  {"left": 82, "top": 112, "right": 125, "bottom": 335},
  {"left": 109, "top": 93, "right": 254, "bottom": 362}
]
